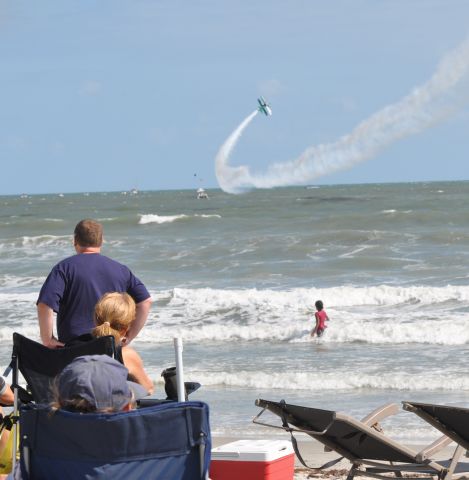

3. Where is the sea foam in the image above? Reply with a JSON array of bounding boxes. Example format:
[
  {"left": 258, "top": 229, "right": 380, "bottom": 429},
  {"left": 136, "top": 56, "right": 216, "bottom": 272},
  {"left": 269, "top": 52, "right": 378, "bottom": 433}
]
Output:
[
  {"left": 139, "top": 214, "right": 221, "bottom": 224},
  {"left": 139, "top": 214, "right": 189, "bottom": 224},
  {"left": 184, "top": 369, "right": 469, "bottom": 392},
  {"left": 141, "top": 285, "right": 469, "bottom": 345}
]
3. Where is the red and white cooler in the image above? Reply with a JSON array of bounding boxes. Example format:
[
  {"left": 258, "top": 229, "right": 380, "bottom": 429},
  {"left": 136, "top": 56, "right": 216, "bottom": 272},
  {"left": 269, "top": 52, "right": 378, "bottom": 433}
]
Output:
[{"left": 210, "top": 439, "right": 294, "bottom": 480}]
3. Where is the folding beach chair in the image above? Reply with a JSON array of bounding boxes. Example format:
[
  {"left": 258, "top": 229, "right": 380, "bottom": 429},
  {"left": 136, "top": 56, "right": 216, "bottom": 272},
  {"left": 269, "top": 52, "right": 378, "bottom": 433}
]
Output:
[
  {"left": 403, "top": 401, "right": 469, "bottom": 452},
  {"left": 254, "top": 399, "right": 469, "bottom": 480},
  {"left": 8, "top": 332, "right": 116, "bottom": 471},
  {"left": 17, "top": 400, "right": 211, "bottom": 480},
  {"left": 10, "top": 332, "right": 116, "bottom": 404}
]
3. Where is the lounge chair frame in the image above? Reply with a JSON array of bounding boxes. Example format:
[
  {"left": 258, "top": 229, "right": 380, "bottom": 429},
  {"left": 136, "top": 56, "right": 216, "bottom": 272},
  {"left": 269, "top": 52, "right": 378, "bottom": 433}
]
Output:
[
  {"left": 403, "top": 401, "right": 469, "bottom": 453},
  {"left": 254, "top": 399, "right": 468, "bottom": 480}
]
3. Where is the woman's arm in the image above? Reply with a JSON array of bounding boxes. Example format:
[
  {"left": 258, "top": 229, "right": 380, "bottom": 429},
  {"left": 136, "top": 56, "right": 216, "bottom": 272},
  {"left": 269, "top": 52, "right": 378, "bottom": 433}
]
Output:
[{"left": 122, "top": 347, "right": 154, "bottom": 394}]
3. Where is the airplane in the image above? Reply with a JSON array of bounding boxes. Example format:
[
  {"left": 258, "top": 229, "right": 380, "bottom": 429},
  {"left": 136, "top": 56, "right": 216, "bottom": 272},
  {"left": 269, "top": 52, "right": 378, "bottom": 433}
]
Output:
[{"left": 257, "top": 96, "right": 272, "bottom": 116}]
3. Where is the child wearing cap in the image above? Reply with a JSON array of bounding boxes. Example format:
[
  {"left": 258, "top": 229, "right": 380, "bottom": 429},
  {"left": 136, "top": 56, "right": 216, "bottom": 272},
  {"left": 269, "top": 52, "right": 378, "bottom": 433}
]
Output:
[{"left": 52, "top": 355, "right": 147, "bottom": 413}]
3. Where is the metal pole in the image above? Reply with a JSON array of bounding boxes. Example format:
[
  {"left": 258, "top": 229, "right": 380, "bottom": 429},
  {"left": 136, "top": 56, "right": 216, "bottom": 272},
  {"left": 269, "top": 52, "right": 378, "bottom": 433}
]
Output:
[
  {"left": 11, "top": 352, "right": 18, "bottom": 471},
  {"left": 173, "top": 338, "right": 185, "bottom": 402}
]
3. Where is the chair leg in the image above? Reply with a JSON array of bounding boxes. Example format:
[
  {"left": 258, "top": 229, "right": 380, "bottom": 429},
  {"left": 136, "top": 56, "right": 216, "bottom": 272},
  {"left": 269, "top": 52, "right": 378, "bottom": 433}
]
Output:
[
  {"left": 441, "top": 444, "right": 464, "bottom": 480},
  {"left": 199, "top": 442, "right": 205, "bottom": 479},
  {"left": 347, "top": 464, "right": 359, "bottom": 480},
  {"left": 389, "top": 461, "right": 403, "bottom": 477}
]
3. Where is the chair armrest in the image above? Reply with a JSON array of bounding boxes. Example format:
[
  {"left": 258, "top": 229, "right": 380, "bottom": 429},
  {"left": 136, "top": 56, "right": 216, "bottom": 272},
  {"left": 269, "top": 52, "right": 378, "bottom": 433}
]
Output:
[
  {"left": 416, "top": 435, "right": 453, "bottom": 462},
  {"left": 361, "top": 403, "right": 399, "bottom": 426},
  {"left": 325, "top": 404, "right": 399, "bottom": 452}
]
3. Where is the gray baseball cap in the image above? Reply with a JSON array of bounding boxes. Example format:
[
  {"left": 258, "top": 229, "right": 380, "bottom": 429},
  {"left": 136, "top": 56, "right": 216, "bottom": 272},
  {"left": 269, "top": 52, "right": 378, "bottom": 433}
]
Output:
[{"left": 57, "top": 354, "right": 147, "bottom": 411}]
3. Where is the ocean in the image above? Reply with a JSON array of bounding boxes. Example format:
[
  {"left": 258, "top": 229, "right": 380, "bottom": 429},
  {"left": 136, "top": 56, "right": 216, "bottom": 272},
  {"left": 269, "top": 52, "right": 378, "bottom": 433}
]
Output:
[{"left": 2, "top": 181, "right": 469, "bottom": 444}]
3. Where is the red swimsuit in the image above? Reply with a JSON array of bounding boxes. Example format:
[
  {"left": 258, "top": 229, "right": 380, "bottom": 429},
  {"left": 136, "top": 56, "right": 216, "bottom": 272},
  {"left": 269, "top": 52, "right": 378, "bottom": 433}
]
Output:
[{"left": 315, "top": 310, "right": 328, "bottom": 336}]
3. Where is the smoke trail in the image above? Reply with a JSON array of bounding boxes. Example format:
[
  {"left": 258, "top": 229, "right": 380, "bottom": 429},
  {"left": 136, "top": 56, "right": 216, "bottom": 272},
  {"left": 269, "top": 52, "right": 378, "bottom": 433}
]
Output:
[
  {"left": 215, "top": 110, "right": 258, "bottom": 193},
  {"left": 216, "top": 37, "right": 469, "bottom": 194}
]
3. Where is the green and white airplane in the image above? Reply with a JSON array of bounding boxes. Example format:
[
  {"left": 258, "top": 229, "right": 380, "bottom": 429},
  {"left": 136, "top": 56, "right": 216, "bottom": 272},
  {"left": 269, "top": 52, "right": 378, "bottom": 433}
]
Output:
[{"left": 257, "top": 97, "right": 272, "bottom": 116}]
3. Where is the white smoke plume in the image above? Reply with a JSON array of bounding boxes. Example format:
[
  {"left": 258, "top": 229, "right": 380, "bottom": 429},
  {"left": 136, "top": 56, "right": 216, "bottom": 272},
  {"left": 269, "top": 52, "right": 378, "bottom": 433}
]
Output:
[
  {"left": 216, "top": 37, "right": 469, "bottom": 194},
  {"left": 215, "top": 110, "right": 258, "bottom": 193}
]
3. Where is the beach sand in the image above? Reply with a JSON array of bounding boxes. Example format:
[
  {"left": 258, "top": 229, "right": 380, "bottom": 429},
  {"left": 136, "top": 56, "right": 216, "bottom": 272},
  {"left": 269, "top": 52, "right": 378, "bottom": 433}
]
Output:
[{"left": 212, "top": 436, "right": 459, "bottom": 480}]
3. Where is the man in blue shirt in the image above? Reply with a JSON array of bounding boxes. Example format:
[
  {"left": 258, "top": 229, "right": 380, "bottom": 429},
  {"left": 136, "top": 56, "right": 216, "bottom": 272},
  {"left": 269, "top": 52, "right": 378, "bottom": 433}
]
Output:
[{"left": 37, "top": 219, "right": 152, "bottom": 348}]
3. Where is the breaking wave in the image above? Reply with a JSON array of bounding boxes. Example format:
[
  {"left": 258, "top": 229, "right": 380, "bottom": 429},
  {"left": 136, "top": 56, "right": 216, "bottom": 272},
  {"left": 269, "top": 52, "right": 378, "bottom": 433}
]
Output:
[
  {"left": 136, "top": 285, "right": 469, "bottom": 345},
  {"left": 139, "top": 214, "right": 221, "bottom": 225},
  {"left": 189, "top": 370, "right": 469, "bottom": 392},
  {"left": 139, "top": 214, "right": 189, "bottom": 224},
  {"left": 3, "top": 285, "right": 469, "bottom": 346}
]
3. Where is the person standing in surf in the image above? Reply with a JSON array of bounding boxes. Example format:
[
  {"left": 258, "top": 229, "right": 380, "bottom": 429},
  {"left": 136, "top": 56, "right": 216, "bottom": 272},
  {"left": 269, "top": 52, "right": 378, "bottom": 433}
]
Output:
[{"left": 310, "top": 300, "right": 330, "bottom": 337}]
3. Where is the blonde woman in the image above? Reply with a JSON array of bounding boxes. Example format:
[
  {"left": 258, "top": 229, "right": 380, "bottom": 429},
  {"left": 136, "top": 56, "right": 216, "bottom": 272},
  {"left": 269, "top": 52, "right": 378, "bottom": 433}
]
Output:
[{"left": 93, "top": 292, "right": 154, "bottom": 394}]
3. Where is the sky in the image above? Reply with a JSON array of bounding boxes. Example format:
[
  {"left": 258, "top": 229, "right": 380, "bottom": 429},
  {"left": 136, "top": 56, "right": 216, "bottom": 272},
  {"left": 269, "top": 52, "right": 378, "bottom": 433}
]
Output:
[{"left": 1, "top": 0, "right": 469, "bottom": 195}]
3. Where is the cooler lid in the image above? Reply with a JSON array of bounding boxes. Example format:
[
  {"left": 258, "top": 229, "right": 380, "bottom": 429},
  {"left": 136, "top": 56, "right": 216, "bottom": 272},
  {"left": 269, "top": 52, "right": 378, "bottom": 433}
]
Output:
[{"left": 211, "top": 439, "right": 294, "bottom": 462}]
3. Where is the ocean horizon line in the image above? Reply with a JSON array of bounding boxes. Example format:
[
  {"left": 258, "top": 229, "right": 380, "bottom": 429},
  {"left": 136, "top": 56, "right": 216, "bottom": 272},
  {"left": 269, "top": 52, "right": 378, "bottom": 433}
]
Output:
[{"left": 2, "top": 177, "right": 469, "bottom": 198}]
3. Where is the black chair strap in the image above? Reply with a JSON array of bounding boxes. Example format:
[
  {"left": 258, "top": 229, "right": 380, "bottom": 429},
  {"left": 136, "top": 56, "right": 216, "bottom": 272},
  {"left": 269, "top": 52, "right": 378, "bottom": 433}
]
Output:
[
  {"left": 0, "top": 412, "right": 19, "bottom": 433},
  {"left": 279, "top": 400, "right": 344, "bottom": 471}
]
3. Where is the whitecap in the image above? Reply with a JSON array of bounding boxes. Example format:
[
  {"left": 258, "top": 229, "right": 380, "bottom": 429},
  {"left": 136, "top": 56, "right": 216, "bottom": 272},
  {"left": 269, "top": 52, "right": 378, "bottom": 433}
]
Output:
[
  {"left": 184, "top": 369, "right": 469, "bottom": 392},
  {"left": 135, "top": 285, "right": 469, "bottom": 346},
  {"left": 139, "top": 214, "right": 188, "bottom": 224}
]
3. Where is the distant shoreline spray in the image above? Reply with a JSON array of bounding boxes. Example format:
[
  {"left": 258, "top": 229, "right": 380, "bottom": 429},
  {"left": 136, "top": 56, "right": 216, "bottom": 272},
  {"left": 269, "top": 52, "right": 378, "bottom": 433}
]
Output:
[{"left": 216, "top": 36, "right": 469, "bottom": 194}]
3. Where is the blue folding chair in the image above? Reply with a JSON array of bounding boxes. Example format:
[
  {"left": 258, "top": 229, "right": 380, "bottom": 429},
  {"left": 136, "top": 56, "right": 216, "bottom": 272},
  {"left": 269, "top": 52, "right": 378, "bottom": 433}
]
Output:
[
  {"left": 17, "top": 401, "right": 211, "bottom": 480},
  {"left": 7, "top": 332, "right": 117, "bottom": 473}
]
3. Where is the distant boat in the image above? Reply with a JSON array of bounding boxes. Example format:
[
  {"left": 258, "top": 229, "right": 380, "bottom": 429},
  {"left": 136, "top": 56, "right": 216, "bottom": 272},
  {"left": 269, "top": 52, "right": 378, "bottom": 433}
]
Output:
[
  {"left": 197, "top": 188, "right": 209, "bottom": 199},
  {"left": 121, "top": 188, "right": 138, "bottom": 196}
]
